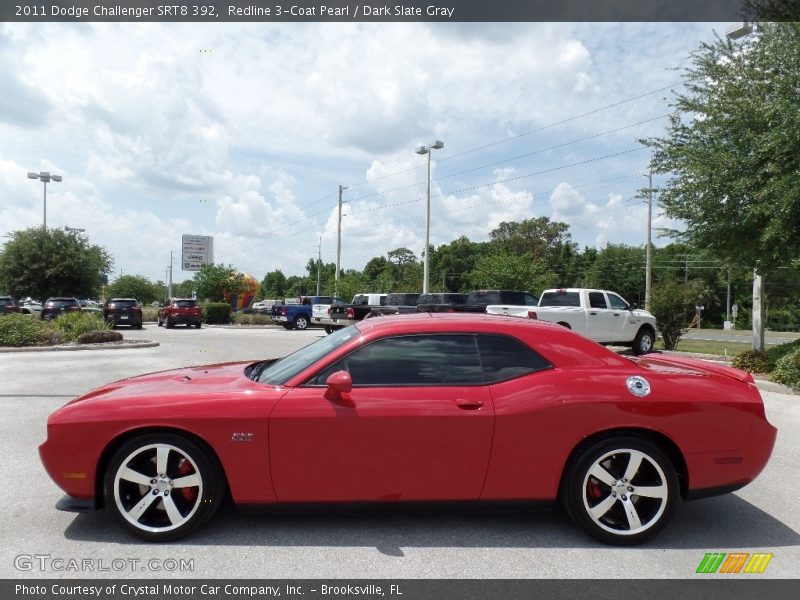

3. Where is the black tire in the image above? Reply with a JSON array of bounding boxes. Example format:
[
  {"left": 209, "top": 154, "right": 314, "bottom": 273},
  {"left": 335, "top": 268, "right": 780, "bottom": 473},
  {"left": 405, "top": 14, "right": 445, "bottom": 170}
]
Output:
[
  {"left": 166, "top": 318, "right": 174, "bottom": 329},
  {"left": 136, "top": 323, "right": 143, "bottom": 330},
  {"left": 195, "top": 322, "right": 202, "bottom": 329},
  {"left": 294, "top": 315, "right": 309, "bottom": 330},
  {"left": 557, "top": 322, "right": 571, "bottom": 329},
  {"left": 324, "top": 326, "right": 335, "bottom": 335},
  {"left": 632, "top": 327, "right": 655, "bottom": 355},
  {"left": 281, "top": 323, "right": 293, "bottom": 330},
  {"left": 561, "top": 436, "right": 679, "bottom": 545},
  {"left": 104, "top": 432, "right": 226, "bottom": 542}
]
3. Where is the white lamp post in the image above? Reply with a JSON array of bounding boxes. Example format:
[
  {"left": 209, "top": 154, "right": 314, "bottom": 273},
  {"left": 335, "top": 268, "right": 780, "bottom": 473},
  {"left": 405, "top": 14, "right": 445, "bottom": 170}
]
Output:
[
  {"left": 414, "top": 140, "right": 444, "bottom": 294},
  {"left": 27, "top": 171, "right": 62, "bottom": 230}
]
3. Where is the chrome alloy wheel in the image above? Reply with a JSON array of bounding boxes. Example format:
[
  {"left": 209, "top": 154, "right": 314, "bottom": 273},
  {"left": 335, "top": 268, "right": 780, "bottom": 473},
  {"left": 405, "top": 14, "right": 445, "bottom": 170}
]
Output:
[
  {"left": 113, "top": 443, "right": 203, "bottom": 534},
  {"left": 582, "top": 448, "right": 668, "bottom": 536}
]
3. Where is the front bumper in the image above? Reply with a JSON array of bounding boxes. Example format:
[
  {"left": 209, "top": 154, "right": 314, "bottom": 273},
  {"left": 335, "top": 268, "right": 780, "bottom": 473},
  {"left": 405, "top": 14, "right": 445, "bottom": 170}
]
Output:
[{"left": 56, "top": 494, "right": 98, "bottom": 513}]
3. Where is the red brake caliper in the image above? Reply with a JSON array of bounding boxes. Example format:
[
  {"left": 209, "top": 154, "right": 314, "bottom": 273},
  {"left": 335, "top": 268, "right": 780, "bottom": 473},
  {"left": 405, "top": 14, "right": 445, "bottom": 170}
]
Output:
[
  {"left": 178, "top": 458, "right": 198, "bottom": 502},
  {"left": 587, "top": 480, "right": 603, "bottom": 502}
]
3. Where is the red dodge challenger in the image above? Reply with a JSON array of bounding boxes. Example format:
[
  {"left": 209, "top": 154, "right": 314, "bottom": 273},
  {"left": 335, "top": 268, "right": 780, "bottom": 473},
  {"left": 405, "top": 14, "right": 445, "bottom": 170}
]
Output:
[{"left": 39, "top": 314, "right": 776, "bottom": 544}]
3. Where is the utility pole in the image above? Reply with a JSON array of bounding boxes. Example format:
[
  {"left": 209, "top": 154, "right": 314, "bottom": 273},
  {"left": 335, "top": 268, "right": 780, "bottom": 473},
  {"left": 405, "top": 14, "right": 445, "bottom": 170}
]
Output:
[
  {"left": 316, "top": 237, "right": 322, "bottom": 296},
  {"left": 335, "top": 185, "right": 346, "bottom": 297},
  {"left": 753, "top": 270, "right": 765, "bottom": 351},
  {"left": 645, "top": 171, "right": 653, "bottom": 312},
  {"left": 726, "top": 267, "right": 731, "bottom": 327},
  {"left": 168, "top": 251, "right": 173, "bottom": 300}
]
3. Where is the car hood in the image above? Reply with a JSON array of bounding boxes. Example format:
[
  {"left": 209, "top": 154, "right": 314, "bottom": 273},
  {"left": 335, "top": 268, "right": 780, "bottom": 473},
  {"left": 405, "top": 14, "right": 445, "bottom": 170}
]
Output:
[{"left": 65, "top": 360, "right": 268, "bottom": 406}]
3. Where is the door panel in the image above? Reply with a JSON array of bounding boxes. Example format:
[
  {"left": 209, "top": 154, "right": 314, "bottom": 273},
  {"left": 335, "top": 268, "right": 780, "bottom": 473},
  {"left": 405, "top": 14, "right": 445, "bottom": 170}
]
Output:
[{"left": 269, "top": 385, "right": 494, "bottom": 502}]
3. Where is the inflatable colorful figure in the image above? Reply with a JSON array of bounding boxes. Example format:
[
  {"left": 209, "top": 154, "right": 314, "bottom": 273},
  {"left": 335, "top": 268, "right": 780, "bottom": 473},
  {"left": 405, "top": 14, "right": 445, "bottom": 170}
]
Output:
[{"left": 224, "top": 272, "right": 260, "bottom": 311}]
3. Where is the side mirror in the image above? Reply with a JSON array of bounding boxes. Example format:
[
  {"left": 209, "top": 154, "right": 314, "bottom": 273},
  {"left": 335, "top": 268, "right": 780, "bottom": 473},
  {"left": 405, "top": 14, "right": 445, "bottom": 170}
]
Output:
[{"left": 324, "top": 370, "right": 354, "bottom": 406}]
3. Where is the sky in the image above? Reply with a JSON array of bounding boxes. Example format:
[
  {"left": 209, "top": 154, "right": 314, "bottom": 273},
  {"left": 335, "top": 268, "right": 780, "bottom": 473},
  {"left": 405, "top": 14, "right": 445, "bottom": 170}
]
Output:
[{"left": 0, "top": 21, "right": 728, "bottom": 285}]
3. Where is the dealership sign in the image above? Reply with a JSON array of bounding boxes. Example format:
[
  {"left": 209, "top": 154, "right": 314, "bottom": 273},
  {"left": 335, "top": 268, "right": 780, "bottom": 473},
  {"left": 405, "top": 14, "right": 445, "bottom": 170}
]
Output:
[{"left": 181, "top": 234, "right": 214, "bottom": 271}]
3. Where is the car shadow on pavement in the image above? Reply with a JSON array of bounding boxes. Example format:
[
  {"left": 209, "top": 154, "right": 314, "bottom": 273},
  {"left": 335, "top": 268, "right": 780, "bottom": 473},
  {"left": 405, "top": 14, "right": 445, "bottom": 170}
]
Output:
[{"left": 63, "top": 494, "right": 799, "bottom": 551}]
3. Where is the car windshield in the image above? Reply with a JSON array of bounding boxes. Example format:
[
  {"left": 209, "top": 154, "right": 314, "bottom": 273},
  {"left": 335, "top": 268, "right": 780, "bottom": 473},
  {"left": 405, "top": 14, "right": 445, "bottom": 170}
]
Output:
[
  {"left": 254, "top": 325, "right": 360, "bottom": 386},
  {"left": 0, "top": 298, "right": 14, "bottom": 305}
]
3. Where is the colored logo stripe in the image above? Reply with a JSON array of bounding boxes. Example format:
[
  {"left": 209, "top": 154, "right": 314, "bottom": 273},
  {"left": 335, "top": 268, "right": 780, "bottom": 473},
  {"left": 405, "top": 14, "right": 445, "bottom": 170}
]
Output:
[{"left": 696, "top": 552, "right": 773, "bottom": 574}]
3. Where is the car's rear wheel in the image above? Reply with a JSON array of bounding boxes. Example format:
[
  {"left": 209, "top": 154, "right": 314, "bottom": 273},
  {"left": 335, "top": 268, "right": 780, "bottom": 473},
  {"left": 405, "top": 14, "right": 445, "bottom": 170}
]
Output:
[
  {"left": 166, "top": 318, "right": 174, "bottom": 328},
  {"left": 294, "top": 315, "right": 309, "bottom": 330},
  {"left": 562, "top": 436, "right": 679, "bottom": 545},
  {"left": 104, "top": 433, "right": 226, "bottom": 542},
  {"left": 324, "top": 326, "right": 335, "bottom": 335},
  {"left": 195, "top": 322, "right": 201, "bottom": 329}
]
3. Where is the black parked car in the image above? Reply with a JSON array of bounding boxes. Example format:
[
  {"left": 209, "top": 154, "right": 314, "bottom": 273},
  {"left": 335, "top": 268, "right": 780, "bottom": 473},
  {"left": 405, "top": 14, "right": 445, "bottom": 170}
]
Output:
[
  {"left": 41, "top": 297, "right": 81, "bottom": 320},
  {"left": 103, "top": 298, "right": 143, "bottom": 329},
  {"left": 0, "top": 296, "right": 20, "bottom": 315}
]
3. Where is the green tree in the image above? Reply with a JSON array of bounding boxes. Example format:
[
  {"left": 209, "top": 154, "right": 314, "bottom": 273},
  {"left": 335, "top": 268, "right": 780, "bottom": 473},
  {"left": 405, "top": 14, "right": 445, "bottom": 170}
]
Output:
[
  {"left": 104, "top": 275, "right": 159, "bottom": 304},
  {"left": 260, "top": 270, "right": 288, "bottom": 299},
  {"left": 466, "top": 253, "right": 557, "bottom": 293},
  {"left": 193, "top": 264, "right": 245, "bottom": 302},
  {"left": 0, "top": 227, "right": 112, "bottom": 300},
  {"left": 428, "top": 236, "right": 490, "bottom": 292},
  {"left": 645, "top": 23, "right": 800, "bottom": 269}
]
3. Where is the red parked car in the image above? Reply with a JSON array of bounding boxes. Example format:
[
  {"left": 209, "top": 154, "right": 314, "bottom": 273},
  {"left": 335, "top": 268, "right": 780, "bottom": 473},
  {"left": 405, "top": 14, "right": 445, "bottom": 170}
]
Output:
[
  {"left": 39, "top": 314, "right": 776, "bottom": 544},
  {"left": 157, "top": 298, "right": 202, "bottom": 328}
]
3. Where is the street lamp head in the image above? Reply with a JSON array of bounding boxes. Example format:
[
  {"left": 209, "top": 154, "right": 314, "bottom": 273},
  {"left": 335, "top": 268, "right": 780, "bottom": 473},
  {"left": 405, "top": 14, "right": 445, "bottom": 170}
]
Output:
[
  {"left": 51, "top": 175, "right": 62, "bottom": 182},
  {"left": 431, "top": 140, "right": 444, "bottom": 150},
  {"left": 415, "top": 145, "right": 429, "bottom": 155},
  {"left": 27, "top": 172, "right": 40, "bottom": 180}
]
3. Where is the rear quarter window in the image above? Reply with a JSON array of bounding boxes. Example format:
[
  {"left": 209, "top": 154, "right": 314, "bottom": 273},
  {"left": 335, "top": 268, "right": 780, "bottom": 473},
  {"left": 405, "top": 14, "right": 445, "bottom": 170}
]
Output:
[{"left": 539, "top": 292, "right": 581, "bottom": 307}]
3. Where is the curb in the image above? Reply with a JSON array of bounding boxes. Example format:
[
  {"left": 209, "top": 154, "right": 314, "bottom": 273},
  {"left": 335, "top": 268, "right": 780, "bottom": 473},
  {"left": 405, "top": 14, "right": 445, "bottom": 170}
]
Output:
[
  {"left": 753, "top": 377, "right": 799, "bottom": 396},
  {"left": 0, "top": 341, "right": 160, "bottom": 353}
]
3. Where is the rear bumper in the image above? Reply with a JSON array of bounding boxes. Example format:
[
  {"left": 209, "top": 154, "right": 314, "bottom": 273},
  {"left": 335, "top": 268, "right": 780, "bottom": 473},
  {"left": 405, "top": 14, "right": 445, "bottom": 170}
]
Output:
[
  {"left": 106, "top": 315, "right": 142, "bottom": 326},
  {"left": 319, "top": 317, "right": 355, "bottom": 328},
  {"left": 168, "top": 315, "right": 201, "bottom": 325}
]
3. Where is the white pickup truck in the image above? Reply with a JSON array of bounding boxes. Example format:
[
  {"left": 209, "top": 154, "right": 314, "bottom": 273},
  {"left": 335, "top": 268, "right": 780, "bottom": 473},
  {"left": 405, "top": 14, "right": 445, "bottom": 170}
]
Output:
[{"left": 487, "top": 288, "right": 657, "bottom": 355}]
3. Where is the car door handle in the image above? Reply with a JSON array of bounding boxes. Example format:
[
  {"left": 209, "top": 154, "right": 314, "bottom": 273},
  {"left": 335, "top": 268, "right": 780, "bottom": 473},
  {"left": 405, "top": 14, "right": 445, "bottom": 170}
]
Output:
[
  {"left": 456, "top": 398, "right": 483, "bottom": 410},
  {"left": 589, "top": 312, "right": 598, "bottom": 315},
  {"left": 613, "top": 313, "right": 621, "bottom": 316}
]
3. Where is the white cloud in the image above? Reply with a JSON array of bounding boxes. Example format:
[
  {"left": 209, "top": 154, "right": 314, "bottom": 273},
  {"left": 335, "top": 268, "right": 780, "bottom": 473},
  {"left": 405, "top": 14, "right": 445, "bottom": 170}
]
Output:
[{"left": 0, "top": 21, "right": 711, "bottom": 285}]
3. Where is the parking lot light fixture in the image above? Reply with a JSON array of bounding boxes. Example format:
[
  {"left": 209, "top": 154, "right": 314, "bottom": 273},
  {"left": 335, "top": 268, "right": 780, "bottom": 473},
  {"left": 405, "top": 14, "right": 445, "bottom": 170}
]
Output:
[
  {"left": 27, "top": 170, "right": 62, "bottom": 230},
  {"left": 415, "top": 140, "right": 444, "bottom": 294}
]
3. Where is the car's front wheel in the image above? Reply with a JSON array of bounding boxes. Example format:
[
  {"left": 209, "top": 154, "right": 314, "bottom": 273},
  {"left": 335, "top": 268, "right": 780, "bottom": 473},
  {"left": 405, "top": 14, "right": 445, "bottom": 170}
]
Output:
[
  {"left": 632, "top": 328, "right": 655, "bottom": 355},
  {"left": 562, "top": 436, "right": 679, "bottom": 545},
  {"left": 104, "top": 433, "right": 226, "bottom": 542}
]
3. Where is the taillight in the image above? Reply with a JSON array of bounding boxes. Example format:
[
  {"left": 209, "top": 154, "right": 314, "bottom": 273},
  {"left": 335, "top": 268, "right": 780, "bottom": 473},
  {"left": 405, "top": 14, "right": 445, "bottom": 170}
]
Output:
[
  {"left": 279, "top": 306, "right": 287, "bottom": 316},
  {"left": 527, "top": 311, "right": 538, "bottom": 319},
  {"left": 346, "top": 307, "right": 355, "bottom": 318}
]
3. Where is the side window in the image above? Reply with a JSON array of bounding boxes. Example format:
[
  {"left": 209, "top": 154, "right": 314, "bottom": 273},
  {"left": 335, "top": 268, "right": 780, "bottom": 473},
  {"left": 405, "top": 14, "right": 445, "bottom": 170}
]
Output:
[
  {"left": 523, "top": 292, "right": 538, "bottom": 306},
  {"left": 607, "top": 293, "right": 629, "bottom": 310},
  {"left": 477, "top": 335, "right": 551, "bottom": 383},
  {"left": 588, "top": 292, "right": 608, "bottom": 309},
  {"left": 310, "top": 335, "right": 483, "bottom": 386}
]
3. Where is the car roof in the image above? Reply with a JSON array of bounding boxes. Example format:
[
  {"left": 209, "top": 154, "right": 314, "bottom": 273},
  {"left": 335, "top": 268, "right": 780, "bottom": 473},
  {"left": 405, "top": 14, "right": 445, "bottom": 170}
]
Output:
[{"left": 355, "top": 312, "right": 564, "bottom": 335}]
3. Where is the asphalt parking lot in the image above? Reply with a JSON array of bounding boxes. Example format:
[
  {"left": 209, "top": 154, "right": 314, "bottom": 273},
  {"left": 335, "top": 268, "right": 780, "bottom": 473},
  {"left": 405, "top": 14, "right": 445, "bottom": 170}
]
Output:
[{"left": 1, "top": 324, "right": 798, "bottom": 579}]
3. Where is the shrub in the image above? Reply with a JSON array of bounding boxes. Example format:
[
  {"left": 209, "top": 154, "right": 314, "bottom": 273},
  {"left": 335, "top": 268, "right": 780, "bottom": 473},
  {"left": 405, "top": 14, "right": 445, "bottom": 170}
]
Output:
[
  {"left": 771, "top": 348, "right": 800, "bottom": 389},
  {"left": 0, "top": 314, "right": 52, "bottom": 347},
  {"left": 141, "top": 306, "right": 159, "bottom": 322},
  {"left": 231, "top": 312, "right": 273, "bottom": 325},
  {"left": 767, "top": 338, "right": 800, "bottom": 370},
  {"left": 732, "top": 349, "right": 771, "bottom": 374},
  {"left": 53, "top": 312, "right": 111, "bottom": 342},
  {"left": 649, "top": 280, "right": 705, "bottom": 350},
  {"left": 76, "top": 330, "right": 124, "bottom": 344},
  {"left": 204, "top": 302, "right": 231, "bottom": 325}
]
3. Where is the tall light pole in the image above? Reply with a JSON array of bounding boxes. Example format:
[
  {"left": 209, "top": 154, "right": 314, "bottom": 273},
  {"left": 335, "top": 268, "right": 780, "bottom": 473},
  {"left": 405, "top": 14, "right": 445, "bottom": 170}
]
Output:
[
  {"left": 725, "top": 22, "right": 764, "bottom": 351},
  {"left": 27, "top": 171, "right": 62, "bottom": 230},
  {"left": 414, "top": 140, "right": 444, "bottom": 294}
]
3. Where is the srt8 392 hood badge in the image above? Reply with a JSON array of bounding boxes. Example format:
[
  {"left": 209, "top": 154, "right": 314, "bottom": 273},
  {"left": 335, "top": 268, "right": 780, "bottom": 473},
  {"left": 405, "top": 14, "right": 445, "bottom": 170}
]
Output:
[{"left": 626, "top": 376, "right": 651, "bottom": 397}]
